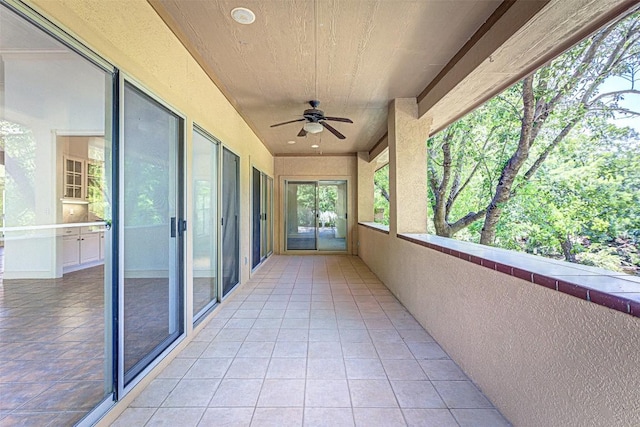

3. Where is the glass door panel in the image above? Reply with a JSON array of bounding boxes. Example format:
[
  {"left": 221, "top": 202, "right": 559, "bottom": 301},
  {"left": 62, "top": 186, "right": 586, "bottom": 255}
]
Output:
[
  {"left": 260, "top": 173, "right": 268, "bottom": 259},
  {"left": 251, "top": 167, "right": 261, "bottom": 269},
  {"left": 192, "top": 127, "right": 218, "bottom": 322},
  {"left": 0, "top": 4, "right": 116, "bottom": 425},
  {"left": 286, "top": 182, "right": 317, "bottom": 250},
  {"left": 122, "top": 82, "right": 184, "bottom": 385},
  {"left": 318, "top": 181, "right": 348, "bottom": 251},
  {"left": 266, "top": 177, "right": 273, "bottom": 255},
  {"left": 222, "top": 148, "right": 239, "bottom": 296}
]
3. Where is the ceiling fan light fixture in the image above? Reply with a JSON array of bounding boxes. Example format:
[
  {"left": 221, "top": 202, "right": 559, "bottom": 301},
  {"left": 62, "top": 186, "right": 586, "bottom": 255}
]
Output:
[
  {"left": 303, "top": 122, "right": 323, "bottom": 134},
  {"left": 231, "top": 7, "right": 255, "bottom": 25}
]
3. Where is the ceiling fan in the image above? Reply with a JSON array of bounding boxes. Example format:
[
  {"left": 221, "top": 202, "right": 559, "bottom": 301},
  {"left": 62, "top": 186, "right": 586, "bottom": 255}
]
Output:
[{"left": 270, "top": 100, "right": 353, "bottom": 139}]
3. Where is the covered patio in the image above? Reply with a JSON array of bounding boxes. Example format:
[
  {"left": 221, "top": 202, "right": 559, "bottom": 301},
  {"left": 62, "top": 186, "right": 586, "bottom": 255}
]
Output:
[{"left": 112, "top": 255, "right": 509, "bottom": 427}]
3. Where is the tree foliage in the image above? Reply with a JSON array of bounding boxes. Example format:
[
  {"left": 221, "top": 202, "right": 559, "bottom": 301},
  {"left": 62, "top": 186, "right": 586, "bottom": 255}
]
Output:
[{"left": 427, "top": 10, "right": 640, "bottom": 273}]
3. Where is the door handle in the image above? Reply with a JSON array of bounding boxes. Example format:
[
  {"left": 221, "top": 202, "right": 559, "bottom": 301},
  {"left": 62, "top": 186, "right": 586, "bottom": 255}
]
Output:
[{"left": 170, "top": 217, "right": 176, "bottom": 237}]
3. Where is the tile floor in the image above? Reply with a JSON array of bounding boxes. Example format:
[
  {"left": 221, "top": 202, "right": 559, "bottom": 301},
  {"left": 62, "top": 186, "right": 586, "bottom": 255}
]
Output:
[
  {"left": 113, "top": 255, "right": 511, "bottom": 427},
  {"left": 0, "top": 266, "right": 108, "bottom": 426}
]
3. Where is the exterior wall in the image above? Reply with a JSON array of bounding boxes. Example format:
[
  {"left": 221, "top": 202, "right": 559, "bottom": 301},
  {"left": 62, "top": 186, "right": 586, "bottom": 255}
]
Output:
[
  {"left": 358, "top": 225, "right": 640, "bottom": 427},
  {"left": 273, "top": 155, "right": 357, "bottom": 255}
]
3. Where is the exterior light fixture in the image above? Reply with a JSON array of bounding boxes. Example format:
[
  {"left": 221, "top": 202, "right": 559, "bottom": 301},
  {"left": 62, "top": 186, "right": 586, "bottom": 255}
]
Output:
[
  {"left": 303, "top": 122, "right": 323, "bottom": 134},
  {"left": 311, "top": 144, "right": 320, "bottom": 149},
  {"left": 231, "top": 7, "right": 255, "bottom": 24},
  {"left": 287, "top": 140, "right": 296, "bottom": 145}
]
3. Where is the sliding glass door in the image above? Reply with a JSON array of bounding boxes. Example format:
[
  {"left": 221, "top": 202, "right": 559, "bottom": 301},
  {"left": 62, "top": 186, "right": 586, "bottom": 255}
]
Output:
[
  {"left": 192, "top": 126, "right": 218, "bottom": 322},
  {"left": 0, "top": 3, "right": 116, "bottom": 424},
  {"left": 318, "top": 181, "right": 348, "bottom": 251},
  {"left": 286, "top": 182, "right": 318, "bottom": 250},
  {"left": 222, "top": 148, "right": 239, "bottom": 296},
  {"left": 121, "top": 81, "right": 184, "bottom": 385},
  {"left": 252, "top": 168, "right": 273, "bottom": 269},
  {"left": 285, "top": 180, "right": 347, "bottom": 252}
]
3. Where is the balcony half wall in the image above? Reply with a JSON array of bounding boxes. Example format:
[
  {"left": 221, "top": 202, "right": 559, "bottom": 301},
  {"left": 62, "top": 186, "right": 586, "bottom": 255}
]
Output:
[{"left": 358, "top": 224, "right": 640, "bottom": 427}]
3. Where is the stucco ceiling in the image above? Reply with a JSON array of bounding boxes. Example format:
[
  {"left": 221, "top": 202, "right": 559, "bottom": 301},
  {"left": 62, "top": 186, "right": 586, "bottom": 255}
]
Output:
[
  {"left": 149, "top": 0, "right": 502, "bottom": 155},
  {"left": 149, "top": 0, "right": 636, "bottom": 156}
]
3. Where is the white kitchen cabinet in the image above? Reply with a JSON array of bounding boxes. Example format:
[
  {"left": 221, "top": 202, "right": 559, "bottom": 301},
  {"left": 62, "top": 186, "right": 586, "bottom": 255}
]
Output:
[
  {"left": 62, "top": 226, "right": 105, "bottom": 272},
  {"left": 63, "top": 234, "right": 81, "bottom": 267},
  {"left": 80, "top": 232, "right": 100, "bottom": 264}
]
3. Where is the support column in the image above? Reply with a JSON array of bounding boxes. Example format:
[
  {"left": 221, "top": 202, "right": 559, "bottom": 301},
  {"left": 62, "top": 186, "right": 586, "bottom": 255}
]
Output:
[
  {"left": 357, "top": 152, "right": 375, "bottom": 223},
  {"left": 388, "top": 98, "right": 432, "bottom": 235}
]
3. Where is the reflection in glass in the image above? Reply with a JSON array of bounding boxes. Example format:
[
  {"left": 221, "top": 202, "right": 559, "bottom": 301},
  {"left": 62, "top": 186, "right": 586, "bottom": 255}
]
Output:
[
  {"left": 222, "top": 148, "right": 239, "bottom": 296},
  {"left": 286, "top": 182, "right": 317, "bottom": 250},
  {"left": 0, "top": 4, "right": 114, "bottom": 424},
  {"left": 192, "top": 128, "right": 218, "bottom": 321},
  {"left": 317, "top": 181, "right": 348, "bottom": 251},
  {"left": 123, "top": 82, "right": 183, "bottom": 384}
]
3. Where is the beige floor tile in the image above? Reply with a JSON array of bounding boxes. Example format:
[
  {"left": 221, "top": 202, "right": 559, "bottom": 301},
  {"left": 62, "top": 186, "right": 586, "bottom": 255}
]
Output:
[
  {"left": 251, "top": 407, "right": 303, "bottom": 426},
  {"left": 305, "top": 380, "right": 351, "bottom": 407},
  {"left": 201, "top": 341, "right": 242, "bottom": 358},
  {"left": 198, "top": 407, "right": 254, "bottom": 426},
  {"left": 402, "top": 409, "right": 458, "bottom": 427},
  {"left": 146, "top": 407, "right": 205, "bottom": 427},
  {"left": 303, "top": 407, "right": 355, "bottom": 427},
  {"left": 342, "top": 342, "right": 378, "bottom": 359},
  {"left": 210, "top": 379, "right": 263, "bottom": 407},
  {"left": 236, "top": 341, "right": 275, "bottom": 358},
  {"left": 257, "top": 379, "right": 305, "bottom": 407},
  {"left": 353, "top": 408, "right": 406, "bottom": 427},
  {"left": 307, "top": 358, "right": 346, "bottom": 379},
  {"left": 381, "top": 359, "right": 427, "bottom": 381},
  {"left": 184, "top": 358, "right": 233, "bottom": 379},
  {"left": 344, "top": 359, "right": 386, "bottom": 380},
  {"left": 451, "top": 408, "right": 512, "bottom": 426},
  {"left": 130, "top": 379, "right": 178, "bottom": 407},
  {"left": 266, "top": 357, "right": 306, "bottom": 379},
  {"left": 390, "top": 380, "right": 446, "bottom": 409},
  {"left": 110, "top": 407, "right": 156, "bottom": 427},
  {"left": 419, "top": 360, "right": 468, "bottom": 381},
  {"left": 349, "top": 379, "right": 398, "bottom": 408},
  {"left": 308, "top": 341, "right": 343, "bottom": 359},
  {"left": 373, "top": 342, "right": 414, "bottom": 360},
  {"left": 406, "top": 342, "right": 448, "bottom": 360},
  {"left": 432, "top": 381, "right": 493, "bottom": 409},
  {"left": 162, "top": 379, "right": 221, "bottom": 407},
  {"left": 158, "top": 358, "right": 197, "bottom": 379},
  {"left": 272, "top": 341, "right": 308, "bottom": 358},
  {"left": 225, "top": 358, "right": 269, "bottom": 379}
]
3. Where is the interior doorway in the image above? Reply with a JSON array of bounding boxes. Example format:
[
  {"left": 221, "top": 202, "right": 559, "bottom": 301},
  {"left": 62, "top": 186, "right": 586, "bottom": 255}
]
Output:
[{"left": 285, "top": 180, "right": 347, "bottom": 252}]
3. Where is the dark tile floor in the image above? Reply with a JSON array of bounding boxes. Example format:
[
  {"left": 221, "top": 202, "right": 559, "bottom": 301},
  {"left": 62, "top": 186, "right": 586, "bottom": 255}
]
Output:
[{"left": 0, "top": 266, "right": 108, "bottom": 426}]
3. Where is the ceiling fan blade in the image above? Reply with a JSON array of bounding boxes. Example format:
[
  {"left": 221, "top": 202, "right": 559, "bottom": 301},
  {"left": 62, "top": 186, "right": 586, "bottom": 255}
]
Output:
[
  {"left": 297, "top": 128, "right": 307, "bottom": 137},
  {"left": 324, "top": 117, "right": 353, "bottom": 123},
  {"left": 321, "top": 121, "right": 346, "bottom": 139},
  {"left": 270, "top": 118, "right": 306, "bottom": 127}
]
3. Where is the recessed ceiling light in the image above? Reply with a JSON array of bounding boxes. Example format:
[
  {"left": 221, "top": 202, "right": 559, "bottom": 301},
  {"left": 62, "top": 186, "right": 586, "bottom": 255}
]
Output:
[
  {"left": 311, "top": 144, "right": 319, "bottom": 149},
  {"left": 287, "top": 140, "right": 296, "bottom": 145},
  {"left": 231, "top": 7, "right": 255, "bottom": 25}
]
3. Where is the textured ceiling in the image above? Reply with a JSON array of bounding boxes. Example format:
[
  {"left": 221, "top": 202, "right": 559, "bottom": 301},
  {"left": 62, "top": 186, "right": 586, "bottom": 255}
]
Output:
[{"left": 150, "top": 0, "right": 502, "bottom": 155}]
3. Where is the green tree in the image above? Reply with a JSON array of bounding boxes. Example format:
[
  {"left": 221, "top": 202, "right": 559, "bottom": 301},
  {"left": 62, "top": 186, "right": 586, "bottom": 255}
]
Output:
[{"left": 428, "top": 10, "right": 640, "bottom": 246}]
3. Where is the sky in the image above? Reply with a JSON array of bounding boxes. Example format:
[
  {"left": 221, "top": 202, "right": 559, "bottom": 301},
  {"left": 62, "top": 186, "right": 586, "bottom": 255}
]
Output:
[{"left": 598, "top": 76, "right": 640, "bottom": 131}]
